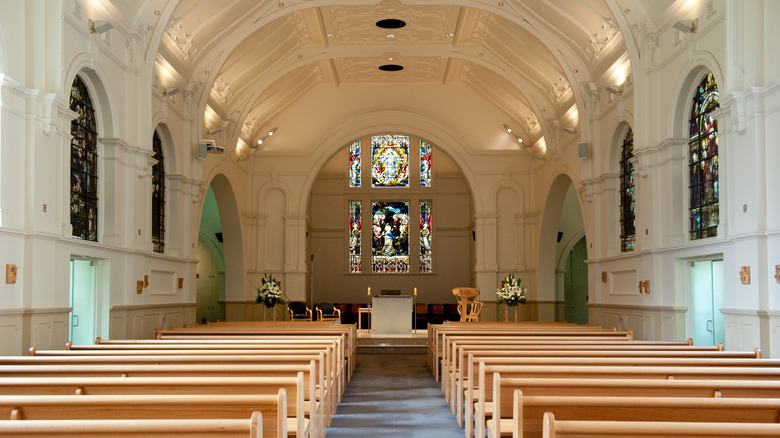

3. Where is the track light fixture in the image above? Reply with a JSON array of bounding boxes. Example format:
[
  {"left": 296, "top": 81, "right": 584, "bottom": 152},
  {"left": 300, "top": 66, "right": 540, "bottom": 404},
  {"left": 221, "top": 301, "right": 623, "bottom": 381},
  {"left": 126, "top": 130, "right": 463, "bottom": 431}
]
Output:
[
  {"left": 89, "top": 19, "right": 113, "bottom": 34},
  {"left": 503, "top": 124, "right": 524, "bottom": 145},
  {"left": 673, "top": 19, "right": 697, "bottom": 33},
  {"left": 163, "top": 87, "right": 179, "bottom": 97},
  {"left": 253, "top": 127, "right": 279, "bottom": 149},
  {"left": 605, "top": 85, "right": 623, "bottom": 96}
]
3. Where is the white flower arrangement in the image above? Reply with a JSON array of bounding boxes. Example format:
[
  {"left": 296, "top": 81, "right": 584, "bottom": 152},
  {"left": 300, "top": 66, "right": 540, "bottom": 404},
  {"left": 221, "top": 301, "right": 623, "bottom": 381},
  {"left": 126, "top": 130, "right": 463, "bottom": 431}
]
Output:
[
  {"left": 496, "top": 273, "right": 527, "bottom": 307},
  {"left": 256, "top": 274, "right": 285, "bottom": 308}
]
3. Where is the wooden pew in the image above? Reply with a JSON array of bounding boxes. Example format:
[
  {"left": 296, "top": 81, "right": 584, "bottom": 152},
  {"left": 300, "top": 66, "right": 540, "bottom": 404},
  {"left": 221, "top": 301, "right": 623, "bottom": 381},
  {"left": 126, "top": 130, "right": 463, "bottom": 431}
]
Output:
[
  {"left": 540, "top": 411, "right": 780, "bottom": 438},
  {"left": 503, "top": 392, "right": 780, "bottom": 438},
  {"left": 0, "top": 414, "right": 263, "bottom": 437},
  {"left": 490, "top": 375, "right": 780, "bottom": 438},
  {"left": 0, "top": 361, "right": 322, "bottom": 437},
  {"left": 0, "top": 375, "right": 307, "bottom": 438},
  {"left": 0, "top": 392, "right": 286, "bottom": 438},
  {"left": 474, "top": 363, "right": 780, "bottom": 438},
  {"left": 461, "top": 350, "right": 767, "bottom": 436}
]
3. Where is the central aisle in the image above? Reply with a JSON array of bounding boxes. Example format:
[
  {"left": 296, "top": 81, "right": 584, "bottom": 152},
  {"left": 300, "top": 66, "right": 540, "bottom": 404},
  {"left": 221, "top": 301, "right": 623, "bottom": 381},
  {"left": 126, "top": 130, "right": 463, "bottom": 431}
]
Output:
[{"left": 326, "top": 353, "right": 464, "bottom": 437}]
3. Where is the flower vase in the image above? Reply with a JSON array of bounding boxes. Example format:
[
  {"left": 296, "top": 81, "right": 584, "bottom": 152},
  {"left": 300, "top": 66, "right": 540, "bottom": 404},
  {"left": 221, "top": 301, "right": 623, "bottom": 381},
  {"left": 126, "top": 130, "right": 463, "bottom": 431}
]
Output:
[
  {"left": 513, "top": 305, "right": 519, "bottom": 322},
  {"left": 264, "top": 305, "right": 277, "bottom": 321}
]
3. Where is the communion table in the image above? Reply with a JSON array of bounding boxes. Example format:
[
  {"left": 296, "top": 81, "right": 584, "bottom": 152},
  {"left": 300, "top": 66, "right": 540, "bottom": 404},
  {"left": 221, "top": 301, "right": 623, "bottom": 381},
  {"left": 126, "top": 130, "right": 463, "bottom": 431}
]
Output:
[{"left": 371, "top": 295, "right": 413, "bottom": 334}]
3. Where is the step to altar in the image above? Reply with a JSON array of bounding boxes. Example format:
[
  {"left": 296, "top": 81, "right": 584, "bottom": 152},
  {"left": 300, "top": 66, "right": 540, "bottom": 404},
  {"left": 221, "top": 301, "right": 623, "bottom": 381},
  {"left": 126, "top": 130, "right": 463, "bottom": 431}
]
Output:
[{"left": 357, "top": 330, "right": 427, "bottom": 354}]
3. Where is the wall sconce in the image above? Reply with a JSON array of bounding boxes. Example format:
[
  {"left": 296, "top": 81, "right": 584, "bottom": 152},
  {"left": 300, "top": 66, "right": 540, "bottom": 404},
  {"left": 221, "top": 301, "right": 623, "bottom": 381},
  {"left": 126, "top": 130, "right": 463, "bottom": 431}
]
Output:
[
  {"left": 5, "top": 265, "right": 17, "bottom": 284},
  {"left": 638, "top": 280, "right": 650, "bottom": 294},
  {"left": 144, "top": 275, "right": 149, "bottom": 287},
  {"left": 601, "top": 272, "right": 607, "bottom": 283},
  {"left": 136, "top": 281, "right": 144, "bottom": 294},
  {"left": 605, "top": 85, "right": 623, "bottom": 96},
  {"left": 89, "top": 19, "right": 114, "bottom": 34},
  {"left": 740, "top": 266, "right": 751, "bottom": 285},
  {"left": 178, "top": 278, "right": 184, "bottom": 289},
  {"left": 673, "top": 19, "right": 697, "bottom": 33}
]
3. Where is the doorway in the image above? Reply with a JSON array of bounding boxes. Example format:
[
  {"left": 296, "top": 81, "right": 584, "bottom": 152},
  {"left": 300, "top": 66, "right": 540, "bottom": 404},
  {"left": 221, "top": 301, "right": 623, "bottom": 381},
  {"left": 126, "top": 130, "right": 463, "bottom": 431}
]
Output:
[
  {"left": 689, "top": 259, "right": 724, "bottom": 346},
  {"left": 69, "top": 258, "right": 109, "bottom": 344},
  {"left": 563, "top": 236, "right": 589, "bottom": 325}
]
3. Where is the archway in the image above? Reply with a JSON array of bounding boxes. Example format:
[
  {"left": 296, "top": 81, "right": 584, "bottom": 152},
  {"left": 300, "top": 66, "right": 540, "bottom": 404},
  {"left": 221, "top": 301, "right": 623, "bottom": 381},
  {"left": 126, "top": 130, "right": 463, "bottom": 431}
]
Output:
[{"left": 198, "top": 174, "right": 245, "bottom": 321}]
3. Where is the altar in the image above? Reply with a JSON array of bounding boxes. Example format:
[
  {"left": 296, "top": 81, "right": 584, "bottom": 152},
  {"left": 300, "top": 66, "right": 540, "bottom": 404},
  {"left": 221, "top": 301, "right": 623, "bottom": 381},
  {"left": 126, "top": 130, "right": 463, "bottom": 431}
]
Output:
[{"left": 371, "top": 295, "right": 413, "bottom": 334}]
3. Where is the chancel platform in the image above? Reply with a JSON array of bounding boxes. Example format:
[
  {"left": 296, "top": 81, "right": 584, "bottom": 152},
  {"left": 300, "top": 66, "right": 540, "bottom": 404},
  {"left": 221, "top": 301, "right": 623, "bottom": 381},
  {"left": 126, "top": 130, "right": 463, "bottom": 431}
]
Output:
[{"left": 356, "top": 330, "right": 427, "bottom": 354}]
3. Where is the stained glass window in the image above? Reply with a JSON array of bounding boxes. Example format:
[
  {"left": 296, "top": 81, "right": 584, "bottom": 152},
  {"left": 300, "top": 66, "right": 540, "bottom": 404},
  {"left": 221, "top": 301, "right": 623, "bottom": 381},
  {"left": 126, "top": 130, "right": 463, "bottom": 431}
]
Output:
[
  {"left": 349, "top": 141, "right": 361, "bottom": 188},
  {"left": 69, "top": 76, "right": 98, "bottom": 242},
  {"left": 152, "top": 131, "right": 166, "bottom": 254},
  {"left": 420, "top": 200, "right": 432, "bottom": 273},
  {"left": 349, "top": 201, "right": 362, "bottom": 273},
  {"left": 420, "top": 141, "right": 432, "bottom": 187},
  {"left": 371, "top": 135, "right": 409, "bottom": 188},
  {"left": 371, "top": 201, "right": 409, "bottom": 273},
  {"left": 619, "top": 128, "right": 635, "bottom": 252},
  {"left": 689, "top": 72, "right": 719, "bottom": 240}
]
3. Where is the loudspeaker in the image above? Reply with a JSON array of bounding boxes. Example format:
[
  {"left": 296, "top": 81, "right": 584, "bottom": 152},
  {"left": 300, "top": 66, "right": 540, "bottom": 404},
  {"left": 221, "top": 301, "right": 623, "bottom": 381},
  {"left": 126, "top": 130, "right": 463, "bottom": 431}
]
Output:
[
  {"left": 198, "top": 142, "right": 208, "bottom": 160},
  {"left": 578, "top": 142, "right": 588, "bottom": 159}
]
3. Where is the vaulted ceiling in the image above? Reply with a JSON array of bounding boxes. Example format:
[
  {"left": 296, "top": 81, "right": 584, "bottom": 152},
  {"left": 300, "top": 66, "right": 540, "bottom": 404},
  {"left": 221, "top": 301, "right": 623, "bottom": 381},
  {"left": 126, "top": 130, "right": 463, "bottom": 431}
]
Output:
[{"left": 116, "top": 0, "right": 684, "bottom": 159}]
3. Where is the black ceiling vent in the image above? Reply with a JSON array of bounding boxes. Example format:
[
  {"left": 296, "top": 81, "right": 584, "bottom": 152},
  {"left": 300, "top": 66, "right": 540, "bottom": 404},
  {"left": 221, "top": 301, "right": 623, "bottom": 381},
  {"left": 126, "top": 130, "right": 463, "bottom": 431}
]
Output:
[
  {"left": 376, "top": 19, "right": 406, "bottom": 29},
  {"left": 379, "top": 64, "right": 404, "bottom": 71}
]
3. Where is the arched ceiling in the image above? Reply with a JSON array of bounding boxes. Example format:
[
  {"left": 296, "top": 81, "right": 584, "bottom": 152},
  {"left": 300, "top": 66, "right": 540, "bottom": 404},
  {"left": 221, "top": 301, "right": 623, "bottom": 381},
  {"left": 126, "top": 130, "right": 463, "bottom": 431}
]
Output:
[{"left": 121, "top": 0, "right": 685, "bottom": 159}]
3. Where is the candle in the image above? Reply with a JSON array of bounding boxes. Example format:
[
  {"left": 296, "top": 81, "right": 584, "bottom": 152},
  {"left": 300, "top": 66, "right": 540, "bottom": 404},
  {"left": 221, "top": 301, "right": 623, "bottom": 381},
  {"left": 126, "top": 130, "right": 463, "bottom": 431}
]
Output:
[
  {"left": 414, "top": 287, "right": 417, "bottom": 296},
  {"left": 367, "top": 287, "right": 371, "bottom": 296}
]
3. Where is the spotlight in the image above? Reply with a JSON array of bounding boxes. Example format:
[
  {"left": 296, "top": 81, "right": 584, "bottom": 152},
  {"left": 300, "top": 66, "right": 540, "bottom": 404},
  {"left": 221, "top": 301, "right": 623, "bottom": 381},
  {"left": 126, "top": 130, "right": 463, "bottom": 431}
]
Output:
[
  {"left": 673, "top": 19, "right": 696, "bottom": 33},
  {"left": 605, "top": 85, "right": 623, "bottom": 95},
  {"left": 163, "top": 87, "right": 179, "bottom": 97},
  {"left": 89, "top": 20, "right": 113, "bottom": 34}
]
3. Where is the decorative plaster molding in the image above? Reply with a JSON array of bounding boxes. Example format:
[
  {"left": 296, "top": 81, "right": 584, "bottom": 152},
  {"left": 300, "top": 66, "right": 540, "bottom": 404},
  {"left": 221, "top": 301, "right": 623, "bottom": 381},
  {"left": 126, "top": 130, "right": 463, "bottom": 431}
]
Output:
[
  {"left": 166, "top": 22, "right": 198, "bottom": 61},
  {"left": 586, "top": 21, "right": 618, "bottom": 60},
  {"left": 549, "top": 76, "right": 570, "bottom": 102},
  {"left": 775, "top": 265, "right": 780, "bottom": 283}
]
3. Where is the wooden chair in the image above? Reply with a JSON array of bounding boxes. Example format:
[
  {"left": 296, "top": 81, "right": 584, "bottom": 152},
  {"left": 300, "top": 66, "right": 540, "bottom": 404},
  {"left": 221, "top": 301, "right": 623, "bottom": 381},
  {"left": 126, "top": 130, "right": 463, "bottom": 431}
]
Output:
[
  {"left": 287, "top": 302, "right": 312, "bottom": 321},
  {"left": 452, "top": 288, "right": 483, "bottom": 322},
  {"left": 315, "top": 302, "right": 341, "bottom": 322},
  {"left": 415, "top": 303, "right": 429, "bottom": 330}
]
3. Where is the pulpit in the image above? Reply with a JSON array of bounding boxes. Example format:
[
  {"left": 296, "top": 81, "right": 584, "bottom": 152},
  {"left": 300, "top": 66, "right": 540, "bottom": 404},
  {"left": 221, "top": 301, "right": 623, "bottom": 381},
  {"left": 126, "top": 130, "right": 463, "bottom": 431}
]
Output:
[{"left": 371, "top": 295, "right": 413, "bottom": 334}]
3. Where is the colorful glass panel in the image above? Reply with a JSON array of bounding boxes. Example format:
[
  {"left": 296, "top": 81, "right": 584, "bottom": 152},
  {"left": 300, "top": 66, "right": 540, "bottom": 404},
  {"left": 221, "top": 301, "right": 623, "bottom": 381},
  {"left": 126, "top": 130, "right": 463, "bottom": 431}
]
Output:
[
  {"left": 619, "top": 128, "right": 635, "bottom": 252},
  {"left": 420, "top": 141, "right": 432, "bottom": 187},
  {"left": 349, "top": 141, "right": 361, "bottom": 188},
  {"left": 349, "top": 201, "right": 362, "bottom": 273},
  {"left": 69, "top": 76, "right": 98, "bottom": 242},
  {"left": 152, "top": 131, "right": 166, "bottom": 253},
  {"left": 371, "top": 201, "right": 409, "bottom": 273},
  {"left": 420, "top": 200, "right": 432, "bottom": 273},
  {"left": 371, "top": 135, "right": 409, "bottom": 188},
  {"left": 688, "top": 72, "right": 719, "bottom": 240}
]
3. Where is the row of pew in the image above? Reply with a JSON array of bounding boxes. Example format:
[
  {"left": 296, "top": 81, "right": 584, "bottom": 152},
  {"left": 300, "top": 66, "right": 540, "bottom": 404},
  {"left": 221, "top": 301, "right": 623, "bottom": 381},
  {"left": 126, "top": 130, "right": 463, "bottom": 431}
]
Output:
[
  {"left": 0, "top": 320, "right": 356, "bottom": 437},
  {"left": 428, "top": 321, "right": 780, "bottom": 438}
]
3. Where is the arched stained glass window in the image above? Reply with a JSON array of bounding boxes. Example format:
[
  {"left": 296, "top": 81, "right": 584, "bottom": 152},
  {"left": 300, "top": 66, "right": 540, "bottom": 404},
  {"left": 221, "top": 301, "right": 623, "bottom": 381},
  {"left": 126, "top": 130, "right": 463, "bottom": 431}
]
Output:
[
  {"left": 689, "top": 72, "right": 719, "bottom": 240},
  {"left": 619, "top": 128, "right": 635, "bottom": 252},
  {"left": 69, "top": 76, "right": 98, "bottom": 242},
  {"left": 152, "top": 131, "right": 166, "bottom": 253}
]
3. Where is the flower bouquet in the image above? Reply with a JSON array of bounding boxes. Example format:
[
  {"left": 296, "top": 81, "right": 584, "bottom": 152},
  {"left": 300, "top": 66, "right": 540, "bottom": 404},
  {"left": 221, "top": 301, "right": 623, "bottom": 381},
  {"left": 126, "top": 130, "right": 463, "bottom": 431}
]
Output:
[
  {"left": 497, "top": 273, "right": 526, "bottom": 321},
  {"left": 256, "top": 274, "right": 285, "bottom": 309}
]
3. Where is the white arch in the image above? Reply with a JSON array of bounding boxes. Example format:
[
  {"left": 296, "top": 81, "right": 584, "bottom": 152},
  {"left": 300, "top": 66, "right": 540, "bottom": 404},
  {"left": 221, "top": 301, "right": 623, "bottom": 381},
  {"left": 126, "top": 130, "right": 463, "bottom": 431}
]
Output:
[
  {"left": 64, "top": 54, "right": 117, "bottom": 138},
  {"left": 667, "top": 51, "right": 725, "bottom": 140}
]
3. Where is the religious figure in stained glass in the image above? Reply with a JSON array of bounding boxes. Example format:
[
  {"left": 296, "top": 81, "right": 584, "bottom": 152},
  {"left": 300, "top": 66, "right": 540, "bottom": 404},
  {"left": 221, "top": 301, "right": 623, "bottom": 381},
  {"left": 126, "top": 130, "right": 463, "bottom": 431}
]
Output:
[
  {"left": 619, "top": 128, "right": 635, "bottom": 252},
  {"left": 152, "top": 131, "right": 166, "bottom": 253},
  {"left": 420, "top": 200, "right": 432, "bottom": 273},
  {"left": 689, "top": 72, "right": 719, "bottom": 240},
  {"left": 372, "top": 201, "right": 409, "bottom": 273},
  {"left": 349, "top": 141, "right": 361, "bottom": 188},
  {"left": 420, "top": 141, "right": 432, "bottom": 187},
  {"left": 371, "top": 135, "right": 409, "bottom": 188},
  {"left": 349, "top": 201, "right": 362, "bottom": 273},
  {"left": 69, "top": 76, "right": 99, "bottom": 242}
]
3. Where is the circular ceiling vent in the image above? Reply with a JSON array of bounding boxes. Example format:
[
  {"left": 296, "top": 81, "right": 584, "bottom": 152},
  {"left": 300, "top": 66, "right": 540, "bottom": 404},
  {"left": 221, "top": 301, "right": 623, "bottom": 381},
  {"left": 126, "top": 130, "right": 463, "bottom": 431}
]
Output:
[
  {"left": 376, "top": 19, "right": 406, "bottom": 29},
  {"left": 379, "top": 64, "right": 404, "bottom": 71}
]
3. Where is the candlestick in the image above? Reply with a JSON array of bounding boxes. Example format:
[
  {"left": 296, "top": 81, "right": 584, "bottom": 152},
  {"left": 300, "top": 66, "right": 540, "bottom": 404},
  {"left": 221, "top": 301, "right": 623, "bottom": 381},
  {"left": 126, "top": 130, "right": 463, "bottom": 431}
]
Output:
[
  {"left": 414, "top": 287, "right": 417, "bottom": 296},
  {"left": 367, "top": 287, "right": 371, "bottom": 296}
]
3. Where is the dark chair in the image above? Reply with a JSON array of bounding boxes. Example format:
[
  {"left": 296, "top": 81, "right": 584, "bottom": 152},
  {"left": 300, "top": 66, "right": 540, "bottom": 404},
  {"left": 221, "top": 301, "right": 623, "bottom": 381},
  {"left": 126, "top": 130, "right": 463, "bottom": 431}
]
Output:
[
  {"left": 335, "top": 303, "right": 354, "bottom": 325},
  {"left": 352, "top": 303, "right": 369, "bottom": 329},
  {"left": 443, "top": 303, "right": 461, "bottom": 322},
  {"left": 415, "top": 303, "right": 429, "bottom": 330},
  {"left": 287, "top": 301, "right": 312, "bottom": 321},
  {"left": 429, "top": 304, "right": 445, "bottom": 325},
  {"left": 315, "top": 301, "right": 341, "bottom": 322},
  {"left": 380, "top": 289, "right": 401, "bottom": 296}
]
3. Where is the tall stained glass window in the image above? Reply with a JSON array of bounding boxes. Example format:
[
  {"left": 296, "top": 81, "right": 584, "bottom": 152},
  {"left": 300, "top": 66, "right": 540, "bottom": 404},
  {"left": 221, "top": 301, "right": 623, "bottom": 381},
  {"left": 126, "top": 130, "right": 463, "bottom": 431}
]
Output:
[
  {"left": 349, "top": 201, "right": 362, "bottom": 273},
  {"left": 152, "top": 131, "right": 166, "bottom": 253},
  {"left": 420, "top": 200, "right": 432, "bottom": 273},
  {"left": 69, "top": 76, "right": 98, "bottom": 242},
  {"left": 619, "top": 128, "right": 635, "bottom": 252},
  {"left": 371, "top": 135, "right": 409, "bottom": 188},
  {"left": 371, "top": 201, "right": 409, "bottom": 273},
  {"left": 420, "top": 140, "right": 432, "bottom": 187},
  {"left": 349, "top": 141, "right": 361, "bottom": 188},
  {"left": 689, "top": 72, "right": 719, "bottom": 240}
]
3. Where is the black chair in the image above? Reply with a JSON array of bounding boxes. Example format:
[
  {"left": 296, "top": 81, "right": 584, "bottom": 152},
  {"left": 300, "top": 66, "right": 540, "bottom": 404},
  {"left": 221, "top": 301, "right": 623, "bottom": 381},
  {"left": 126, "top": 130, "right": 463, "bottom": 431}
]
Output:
[
  {"left": 415, "top": 303, "right": 429, "bottom": 330},
  {"left": 429, "top": 304, "right": 445, "bottom": 325},
  {"left": 443, "top": 303, "right": 461, "bottom": 322},
  {"left": 335, "top": 303, "right": 353, "bottom": 325},
  {"left": 315, "top": 301, "right": 341, "bottom": 322},
  {"left": 287, "top": 301, "right": 312, "bottom": 321}
]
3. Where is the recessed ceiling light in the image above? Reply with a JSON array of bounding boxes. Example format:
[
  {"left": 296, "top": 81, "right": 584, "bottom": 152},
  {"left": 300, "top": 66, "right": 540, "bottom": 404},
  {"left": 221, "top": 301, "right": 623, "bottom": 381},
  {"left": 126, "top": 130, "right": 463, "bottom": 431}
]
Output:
[
  {"left": 379, "top": 64, "right": 404, "bottom": 72},
  {"left": 376, "top": 19, "right": 406, "bottom": 29},
  {"left": 387, "top": 34, "right": 395, "bottom": 38},
  {"left": 446, "top": 33, "right": 454, "bottom": 37},
  {"left": 327, "top": 33, "right": 335, "bottom": 38},
  {"left": 388, "top": 57, "right": 394, "bottom": 61}
]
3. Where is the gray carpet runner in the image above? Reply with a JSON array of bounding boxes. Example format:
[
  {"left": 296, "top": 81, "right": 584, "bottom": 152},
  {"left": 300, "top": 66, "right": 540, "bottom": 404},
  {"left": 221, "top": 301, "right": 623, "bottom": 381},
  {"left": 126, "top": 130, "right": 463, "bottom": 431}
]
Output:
[{"left": 326, "top": 353, "right": 464, "bottom": 437}]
